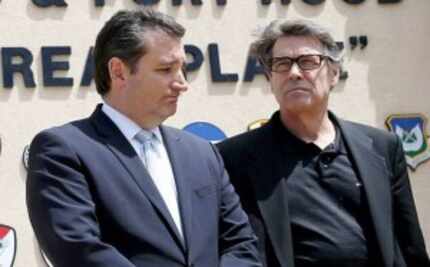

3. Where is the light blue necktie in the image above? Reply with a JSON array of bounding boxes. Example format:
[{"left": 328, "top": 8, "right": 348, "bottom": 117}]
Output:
[
  {"left": 133, "top": 130, "right": 184, "bottom": 239},
  {"left": 134, "top": 130, "right": 157, "bottom": 167}
]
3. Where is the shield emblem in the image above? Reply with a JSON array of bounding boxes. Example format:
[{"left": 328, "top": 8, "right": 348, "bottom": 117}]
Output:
[
  {"left": 386, "top": 114, "right": 430, "bottom": 170},
  {"left": 0, "top": 225, "right": 17, "bottom": 267}
]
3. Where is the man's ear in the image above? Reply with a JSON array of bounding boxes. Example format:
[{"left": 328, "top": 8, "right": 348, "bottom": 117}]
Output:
[
  {"left": 108, "top": 57, "right": 129, "bottom": 85},
  {"left": 329, "top": 64, "right": 340, "bottom": 88}
]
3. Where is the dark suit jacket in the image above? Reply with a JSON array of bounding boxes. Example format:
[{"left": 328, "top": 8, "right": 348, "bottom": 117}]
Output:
[
  {"left": 27, "top": 105, "right": 261, "bottom": 267},
  {"left": 217, "top": 111, "right": 430, "bottom": 267}
]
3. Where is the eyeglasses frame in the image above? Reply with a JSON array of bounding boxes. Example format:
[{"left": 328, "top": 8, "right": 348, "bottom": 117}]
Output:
[{"left": 265, "top": 54, "right": 335, "bottom": 73}]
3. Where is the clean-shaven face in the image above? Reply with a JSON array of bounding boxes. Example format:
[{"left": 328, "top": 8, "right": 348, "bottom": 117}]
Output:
[
  {"left": 121, "top": 29, "right": 188, "bottom": 127},
  {"left": 269, "top": 36, "right": 339, "bottom": 114}
]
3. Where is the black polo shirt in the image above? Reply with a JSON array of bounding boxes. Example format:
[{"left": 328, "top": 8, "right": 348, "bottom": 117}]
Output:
[{"left": 272, "top": 113, "right": 380, "bottom": 267}]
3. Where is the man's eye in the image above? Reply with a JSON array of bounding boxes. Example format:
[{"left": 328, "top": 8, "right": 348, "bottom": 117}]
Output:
[
  {"left": 274, "top": 60, "right": 291, "bottom": 68},
  {"left": 157, "top": 67, "right": 172, "bottom": 72},
  {"left": 300, "top": 59, "right": 315, "bottom": 65}
]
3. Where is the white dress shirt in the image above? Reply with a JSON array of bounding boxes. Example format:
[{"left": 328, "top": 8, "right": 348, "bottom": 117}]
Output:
[{"left": 102, "top": 103, "right": 183, "bottom": 239}]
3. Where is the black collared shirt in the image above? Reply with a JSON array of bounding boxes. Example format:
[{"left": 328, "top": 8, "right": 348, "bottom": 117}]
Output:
[{"left": 271, "top": 112, "right": 379, "bottom": 267}]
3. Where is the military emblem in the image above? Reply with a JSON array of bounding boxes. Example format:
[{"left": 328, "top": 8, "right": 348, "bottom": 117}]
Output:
[
  {"left": 247, "top": 119, "right": 268, "bottom": 131},
  {"left": 0, "top": 224, "right": 17, "bottom": 267},
  {"left": 386, "top": 114, "right": 430, "bottom": 170},
  {"left": 183, "top": 122, "right": 227, "bottom": 143}
]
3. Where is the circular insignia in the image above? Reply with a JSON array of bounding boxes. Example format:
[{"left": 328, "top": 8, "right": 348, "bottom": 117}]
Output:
[
  {"left": 183, "top": 122, "right": 227, "bottom": 142},
  {"left": 0, "top": 224, "right": 17, "bottom": 267},
  {"left": 22, "top": 145, "right": 30, "bottom": 170},
  {"left": 247, "top": 119, "right": 268, "bottom": 131}
]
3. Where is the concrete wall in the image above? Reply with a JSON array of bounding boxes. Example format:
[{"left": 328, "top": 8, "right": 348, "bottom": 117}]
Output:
[{"left": 0, "top": 1, "right": 429, "bottom": 266}]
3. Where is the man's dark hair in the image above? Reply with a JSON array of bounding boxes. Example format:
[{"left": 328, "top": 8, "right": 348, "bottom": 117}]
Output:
[{"left": 94, "top": 9, "right": 185, "bottom": 96}]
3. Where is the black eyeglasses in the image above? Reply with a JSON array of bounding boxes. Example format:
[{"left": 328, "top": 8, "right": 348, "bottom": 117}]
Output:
[{"left": 267, "top": 54, "right": 332, "bottom": 73}]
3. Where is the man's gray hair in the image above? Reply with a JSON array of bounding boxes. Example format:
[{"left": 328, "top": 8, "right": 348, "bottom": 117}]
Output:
[{"left": 250, "top": 19, "right": 342, "bottom": 69}]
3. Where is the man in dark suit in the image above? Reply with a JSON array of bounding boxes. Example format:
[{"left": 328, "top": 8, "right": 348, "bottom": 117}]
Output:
[
  {"left": 217, "top": 19, "right": 429, "bottom": 267},
  {"left": 26, "top": 9, "right": 260, "bottom": 267}
]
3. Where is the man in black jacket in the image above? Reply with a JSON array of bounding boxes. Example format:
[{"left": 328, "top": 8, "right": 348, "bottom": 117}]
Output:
[{"left": 217, "top": 19, "right": 429, "bottom": 267}]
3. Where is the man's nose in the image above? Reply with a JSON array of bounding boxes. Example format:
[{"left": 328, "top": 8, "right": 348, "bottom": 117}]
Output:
[
  {"left": 287, "top": 62, "right": 303, "bottom": 80},
  {"left": 171, "top": 70, "right": 188, "bottom": 92}
]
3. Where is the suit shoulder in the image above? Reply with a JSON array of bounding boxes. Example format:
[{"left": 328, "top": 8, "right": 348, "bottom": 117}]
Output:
[
  {"left": 217, "top": 126, "right": 266, "bottom": 156},
  {"left": 341, "top": 119, "right": 399, "bottom": 148},
  {"left": 31, "top": 118, "right": 92, "bottom": 149},
  {"left": 162, "top": 125, "right": 213, "bottom": 147},
  {"left": 37, "top": 116, "right": 89, "bottom": 134}
]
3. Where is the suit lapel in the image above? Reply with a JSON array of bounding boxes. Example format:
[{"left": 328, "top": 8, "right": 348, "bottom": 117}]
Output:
[
  {"left": 90, "top": 106, "right": 186, "bottom": 252},
  {"left": 337, "top": 118, "right": 393, "bottom": 267},
  {"left": 247, "top": 122, "right": 295, "bottom": 267}
]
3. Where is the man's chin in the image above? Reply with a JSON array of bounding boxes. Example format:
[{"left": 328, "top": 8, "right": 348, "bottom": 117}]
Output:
[
  {"left": 282, "top": 101, "right": 315, "bottom": 113},
  {"left": 286, "top": 96, "right": 313, "bottom": 105},
  {"left": 160, "top": 106, "right": 178, "bottom": 120}
]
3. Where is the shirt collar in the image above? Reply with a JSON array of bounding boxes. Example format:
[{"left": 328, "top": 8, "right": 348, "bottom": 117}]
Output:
[
  {"left": 101, "top": 103, "right": 162, "bottom": 143},
  {"left": 271, "top": 110, "right": 343, "bottom": 153}
]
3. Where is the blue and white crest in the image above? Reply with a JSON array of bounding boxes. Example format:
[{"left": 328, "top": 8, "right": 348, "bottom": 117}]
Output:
[{"left": 386, "top": 114, "right": 430, "bottom": 170}]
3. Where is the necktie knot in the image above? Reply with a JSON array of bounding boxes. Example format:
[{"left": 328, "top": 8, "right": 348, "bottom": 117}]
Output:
[
  {"left": 135, "top": 130, "right": 153, "bottom": 145},
  {"left": 134, "top": 130, "right": 160, "bottom": 167}
]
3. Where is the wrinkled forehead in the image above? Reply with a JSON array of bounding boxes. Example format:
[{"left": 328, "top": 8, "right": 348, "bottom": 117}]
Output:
[{"left": 272, "top": 36, "right": 324, "bottom": 57}]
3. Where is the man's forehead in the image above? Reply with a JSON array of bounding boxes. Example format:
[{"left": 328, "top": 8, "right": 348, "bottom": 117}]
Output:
[
  {"left": 143, "top": 29, "right": 178, "bottom": 44},
  {"left": 142, "top": 29, "right": 185, "bottom": 62},
  {"left": 159, "top": 51, "right": 186, "bottom": 64},
  {"left": 157, "top": 43, "right": 186, "bottom": 64},
  {"left": 272, "top": 36, "right": 324, "bottom": 56}
]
